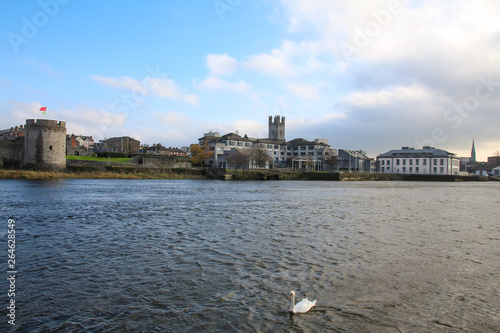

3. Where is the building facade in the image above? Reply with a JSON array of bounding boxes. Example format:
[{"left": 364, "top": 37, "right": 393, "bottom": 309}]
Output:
[
  {"left": 377, "top": 146, "right": 459, "bottom": 175},
  {"left": 96, "top": 136, "right": 140, "bottom": 155},
  {"left": 337, "top": 149, "right": 375, "bottom": 172},
  {"left": 197, "top": 116, "right": 337, "bottom": 170}
]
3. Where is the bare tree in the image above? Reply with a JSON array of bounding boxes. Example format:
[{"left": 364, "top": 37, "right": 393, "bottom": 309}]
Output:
[
  {"left": 227, "top": 149, "right": 249, "bottom": 169},
  {"left": 324, "top": 155, "right": 339, "bottom": 171},
  {"left": 249, "top": 146, "right": 271, "bottom": 169}
]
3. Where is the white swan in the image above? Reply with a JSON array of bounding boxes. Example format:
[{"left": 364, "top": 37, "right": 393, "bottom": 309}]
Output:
[{"left": 289, "top": 291, "right": 317, "bottom": 314}]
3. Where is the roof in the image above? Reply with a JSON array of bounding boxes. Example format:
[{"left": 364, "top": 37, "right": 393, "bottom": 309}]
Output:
[
  {"left": 285, "top": 138, "right": 314, "bottom": 146},
  {"left": 104, "top": 136, "right": 139, "bottom": 143},
  {"left": 378, "top": 147, "right": 456, "bottom": 158}
]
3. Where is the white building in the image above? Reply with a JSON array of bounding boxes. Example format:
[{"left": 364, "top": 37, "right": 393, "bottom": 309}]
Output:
[
  {"left": 377, "top": 146, "right": 460, "bottom": 175},
  {"left": 197, "top": 116, "right": 337, "bottom": 170}
]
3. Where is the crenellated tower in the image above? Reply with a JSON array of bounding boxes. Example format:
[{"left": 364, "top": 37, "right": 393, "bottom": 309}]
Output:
[
  {"left": 268, "top": 115, "right": 285, "bottom": 142},
  {"left": 24, "top": 119, "right": 66, "bottom": 170}
]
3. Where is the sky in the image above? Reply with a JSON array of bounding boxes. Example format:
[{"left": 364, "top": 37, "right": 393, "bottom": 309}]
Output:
[{"left": 1, "top": 0, "right": 499, "bottom": 161}]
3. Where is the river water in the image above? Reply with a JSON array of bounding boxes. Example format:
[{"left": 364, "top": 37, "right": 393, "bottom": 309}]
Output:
[{"left": 1, "top": 179, "right": 499, "bottom": 332}]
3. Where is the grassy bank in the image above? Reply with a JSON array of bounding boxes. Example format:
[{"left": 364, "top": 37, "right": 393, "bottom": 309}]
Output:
[
  {"left": 0, "top": 168, "right": 207, "bottom": 180},
  {"left": 66, "top": 155, "right": 134, "bottom": 164}
]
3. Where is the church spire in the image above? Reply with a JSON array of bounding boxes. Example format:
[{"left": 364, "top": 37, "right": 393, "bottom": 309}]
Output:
[{"left": 471, "top": 139, "right": 476, "bottom": 163}]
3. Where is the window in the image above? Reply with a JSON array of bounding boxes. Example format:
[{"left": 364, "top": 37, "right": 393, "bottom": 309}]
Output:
[
  {"left": 403, "top": 159, "right": 406, "bottom": 165},
  {"left": 381, "top": 160, "right": 385, "bottom": 165},
  {"left": 416, "top": 159, "right": 419, "bottom": 165},
  {"left": 267, "top": 144, "right": 273, "bottom": 149},
  {"left": 397, "top": 159, "right": 400, "bottom": 165},
  {"left": 409, "top": 167, "right": 413, "bottom": 172},
  {"left": 440, "top": 167, "right": 444, "bottom": 173},
  {"left": 229, "top": 140, "right": 235, "bottom": 146},
  {"left": 433, "top": 159, "right": 437, "bottom": 165},
  {"left": 387, "top": 160, "right": 390, "bottom": 166},
  {"left": 433, "top": 167, "right": 437, "bottom": 173},
  {"left": 403, "top": 167, "right": 406, "bottom": 173},
  {"left": 409, "top": 159, "right": 413, "bottom": 165},
  {"left": 423, "top": 159, "right": 427, "bottom": 165},
  {"left": 416, "top": 167, "right": 419, "bottom": 172},
  {"left": 440, "top": 159, "right": 444, "bottom": 165},
  {"left": 237, "top": 141, "right": 243, "bottom": 146},
  {"left": 49, "top": 145, "right": 53, "bottom": 151}
]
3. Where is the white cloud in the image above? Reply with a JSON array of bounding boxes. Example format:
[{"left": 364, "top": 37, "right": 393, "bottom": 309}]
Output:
[
  {"left": 206, "top": 53, "right": 238, "bottom": 77},
  {"left": 91, "top": 75, "right": 180, "bottom": 99},
  {"left": 195, "top": 76, "right": 249, "bottom": 93},
  {"left": 15, "top": 58, "right": 61, "bottom": 78},
  {"left": 287, "top": 83, "right": 320, "bottom": 100},
  {"left": 243, "top": 48, "right": 297, "bottom": 77},
  {"left": 91, "top": 74, "right": 198, "bottom": 105},
  {"left": 183, "top": 94, "right": 199, "bottom": 106}
]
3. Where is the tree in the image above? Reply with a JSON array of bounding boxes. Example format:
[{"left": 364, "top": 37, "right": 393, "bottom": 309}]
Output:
[
  {"left": 190, "top": 143, "right": 213, "bottom": 166},
  {"left": 324, "top": 155, "right": 339, "bottom": 171},
  {"left": 227, "top": 149, "right": 249, "bottom": 169},
  {"left": 249, "top": 146, "right": 271, "bottom": 169}
]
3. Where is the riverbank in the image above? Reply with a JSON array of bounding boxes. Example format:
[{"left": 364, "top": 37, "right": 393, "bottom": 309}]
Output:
[
  {"left": 0, "top": 167, "right": 207, "bottom": 180},
  {"left": 0, "top": 168, "right": 491, "bottom": 181}
]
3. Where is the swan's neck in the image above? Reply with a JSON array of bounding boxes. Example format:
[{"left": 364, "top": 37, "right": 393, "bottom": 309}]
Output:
[{"left": 289, "top": 295, "right": 295, "bottom": 313}]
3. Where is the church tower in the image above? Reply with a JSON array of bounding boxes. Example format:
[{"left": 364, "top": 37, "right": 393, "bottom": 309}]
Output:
[
  {"left": 268, "top": 115, "right": 285, "bottom": 142},
  {"left": 471, "top": 139, "right": 476, "bottom": 163}
]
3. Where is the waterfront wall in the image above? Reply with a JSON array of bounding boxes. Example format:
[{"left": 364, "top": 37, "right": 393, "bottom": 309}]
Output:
[{"left": 0, "top": 139, "right": 24, "bottom": 168}]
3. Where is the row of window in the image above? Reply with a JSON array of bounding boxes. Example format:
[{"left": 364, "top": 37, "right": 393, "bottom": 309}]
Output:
[
  {"left": 381, "top": 158, "right": 447, "bottom": 166},
  {"left": 267, "top": 151, "right": 325, "bottom": 156},
  {"left": 223, "top": 140, "right": 324, "bottom": 151},
  {"left": 384, "top": 166, "right": 447, "bottom": 174}
]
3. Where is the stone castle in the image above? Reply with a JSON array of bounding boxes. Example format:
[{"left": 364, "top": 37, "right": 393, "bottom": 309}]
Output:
[{"left": 0, "top": 119, "right": 66, "bottom": 170}]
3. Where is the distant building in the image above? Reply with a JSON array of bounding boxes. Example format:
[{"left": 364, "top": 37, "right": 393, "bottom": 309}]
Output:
[
  {"left": 487, "top": 155, "right": 500, "bottom": 167},
  {"left": 139, "top": 144, "right": 188, "bottom": 157},
  {"left": 96, "top": 136, "right": 140, "bottom": 155},
  {"left": 337, "top": 149, "right": 375, "bottom": 172},
  {"left": 0, "top": 125, "right": 25, "bottom": 141},
  {"left": 66, "top": 134, "right": 94, "bottom": 156},
  {"left": 377, "top": 146, "right": 459, "bottom": 175},
  {"left": 197, "top": 115, "right": 337, "bottom": 170}
]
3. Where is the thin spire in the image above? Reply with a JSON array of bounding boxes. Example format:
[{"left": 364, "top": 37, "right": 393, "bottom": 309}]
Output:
[{"left": 471, "top": 139, "right": 476, "bottom": 163}]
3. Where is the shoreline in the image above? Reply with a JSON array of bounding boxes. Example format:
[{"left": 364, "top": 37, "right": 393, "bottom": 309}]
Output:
[{"left": 0, "top": 168, "right": 492, "bottom": 181}]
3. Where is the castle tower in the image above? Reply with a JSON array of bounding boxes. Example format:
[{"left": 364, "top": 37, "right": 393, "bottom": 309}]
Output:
[
  {"left": 471, "top": 139, "right": 476, "bottom": 163},
  {"left": 268, "top": 115, "right": 285, "bottom": 142},
  {"left": 24, "top": 119, "right": 66, "bottom": 170}
]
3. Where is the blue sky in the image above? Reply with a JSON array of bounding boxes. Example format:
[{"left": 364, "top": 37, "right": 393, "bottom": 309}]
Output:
[{"left": 1, "top": 0, "right": 499, "bottom": 160}]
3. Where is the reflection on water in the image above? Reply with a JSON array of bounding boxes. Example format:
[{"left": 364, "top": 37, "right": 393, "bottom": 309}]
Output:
[{"left": 1, "top": 179, "right": 499, "bottom": 332}]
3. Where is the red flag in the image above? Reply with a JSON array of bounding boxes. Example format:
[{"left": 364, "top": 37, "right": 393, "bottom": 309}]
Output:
[{"left": 39, "top": 107, "right": 47, "bottom": 111}]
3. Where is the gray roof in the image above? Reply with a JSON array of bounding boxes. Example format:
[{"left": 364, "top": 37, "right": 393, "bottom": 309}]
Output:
[{"left": 378, "top": 147, "right": 456, "bottom": 158}]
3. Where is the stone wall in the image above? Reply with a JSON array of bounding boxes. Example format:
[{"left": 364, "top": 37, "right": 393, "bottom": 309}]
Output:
[
  {"left": 0, "top": 139, "right": 24, "bottom": 168},
  {"left": 24, "top": 119, "right": 66, "bottom": 170}
]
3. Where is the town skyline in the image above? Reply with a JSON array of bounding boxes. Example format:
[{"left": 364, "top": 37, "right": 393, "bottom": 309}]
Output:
[{"left": 1, "top": 1, "right": 499, "bottom": 161}]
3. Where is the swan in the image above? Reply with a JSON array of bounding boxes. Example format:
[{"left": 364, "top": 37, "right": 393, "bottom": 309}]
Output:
[{"left": 289, "top": 291, "right": 317, "bottom": 314}]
